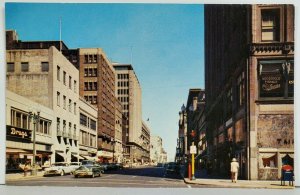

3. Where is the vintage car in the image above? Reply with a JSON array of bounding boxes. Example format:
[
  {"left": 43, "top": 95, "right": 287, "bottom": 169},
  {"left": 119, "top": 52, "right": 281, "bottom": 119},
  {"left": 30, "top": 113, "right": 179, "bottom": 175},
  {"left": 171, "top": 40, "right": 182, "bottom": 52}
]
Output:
[
  {"left": 69, "top": 162, "right": 81, "bottom": 174},
  {"left": 73, "top": 165, "right": 104, "bottom": 178},
  {"left": 43, "top": 162, "right": 73, "bottom": 176}
]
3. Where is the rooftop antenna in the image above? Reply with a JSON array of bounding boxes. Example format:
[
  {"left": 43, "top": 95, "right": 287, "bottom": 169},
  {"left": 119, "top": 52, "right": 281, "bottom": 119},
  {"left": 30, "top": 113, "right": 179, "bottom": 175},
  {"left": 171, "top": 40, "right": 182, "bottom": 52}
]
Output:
[
  {"left": 59, "top": 16, "right": 62, "bottom": 52},
  {"left": 130, "top": 45, "right": 133, "bottom": 65}
]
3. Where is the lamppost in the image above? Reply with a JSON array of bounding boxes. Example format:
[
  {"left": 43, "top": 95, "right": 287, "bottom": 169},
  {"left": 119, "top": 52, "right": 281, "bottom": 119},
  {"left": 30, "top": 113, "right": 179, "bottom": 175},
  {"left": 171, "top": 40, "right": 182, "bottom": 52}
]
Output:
[{"left": 28, "top": 107, "right": 40, "bottom": 176}]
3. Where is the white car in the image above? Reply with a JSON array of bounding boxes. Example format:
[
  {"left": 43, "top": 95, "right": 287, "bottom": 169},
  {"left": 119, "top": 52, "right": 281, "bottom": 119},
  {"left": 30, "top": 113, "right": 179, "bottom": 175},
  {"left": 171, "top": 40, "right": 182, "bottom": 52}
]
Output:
[
  {"left": 43, "top": 162, "right": 73, "bottom": 176},
  {"left": 69, "top": 162, "right": 81, "bottom": 174}
]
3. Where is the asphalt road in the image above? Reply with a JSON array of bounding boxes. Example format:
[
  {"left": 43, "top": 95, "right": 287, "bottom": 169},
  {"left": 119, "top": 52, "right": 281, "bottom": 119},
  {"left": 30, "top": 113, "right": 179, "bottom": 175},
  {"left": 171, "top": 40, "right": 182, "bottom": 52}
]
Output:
[{"left": 6, "top": 166, "right": 202, "bottom": 188}]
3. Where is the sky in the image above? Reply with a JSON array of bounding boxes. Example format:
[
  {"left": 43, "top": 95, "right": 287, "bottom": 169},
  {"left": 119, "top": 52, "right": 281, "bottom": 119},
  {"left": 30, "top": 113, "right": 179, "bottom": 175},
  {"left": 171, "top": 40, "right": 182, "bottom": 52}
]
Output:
[{"left": 5, "top": 3, "right": 205, "bottom": 161}]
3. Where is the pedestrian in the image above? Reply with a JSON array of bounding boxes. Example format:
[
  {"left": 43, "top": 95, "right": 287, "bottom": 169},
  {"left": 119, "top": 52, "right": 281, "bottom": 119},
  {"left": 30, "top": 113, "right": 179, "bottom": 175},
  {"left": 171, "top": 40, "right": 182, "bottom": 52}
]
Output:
[{"left": 230, "top": 158, "right": 239, "bottom": 183}]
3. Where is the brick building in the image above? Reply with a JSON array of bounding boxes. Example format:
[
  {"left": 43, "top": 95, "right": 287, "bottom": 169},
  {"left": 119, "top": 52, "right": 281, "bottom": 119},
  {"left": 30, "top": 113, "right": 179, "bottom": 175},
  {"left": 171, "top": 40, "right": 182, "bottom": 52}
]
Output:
[{"left": 204, "top": 4, "right": 294, "bottom": 180}]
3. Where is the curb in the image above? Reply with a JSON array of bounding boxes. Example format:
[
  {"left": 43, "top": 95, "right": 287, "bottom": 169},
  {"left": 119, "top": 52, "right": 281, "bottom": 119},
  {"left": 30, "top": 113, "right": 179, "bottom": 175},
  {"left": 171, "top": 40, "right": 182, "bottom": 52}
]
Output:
[{"left": 182, "top": 178, "right": 294, "bottom": 189}]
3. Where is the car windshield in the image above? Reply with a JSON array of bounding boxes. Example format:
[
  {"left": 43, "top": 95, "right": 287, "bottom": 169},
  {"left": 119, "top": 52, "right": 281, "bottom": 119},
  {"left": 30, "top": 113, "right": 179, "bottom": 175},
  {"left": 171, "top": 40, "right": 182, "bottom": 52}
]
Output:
[{"left": 77, "top": 166, "right": 90, "bottom": 170}]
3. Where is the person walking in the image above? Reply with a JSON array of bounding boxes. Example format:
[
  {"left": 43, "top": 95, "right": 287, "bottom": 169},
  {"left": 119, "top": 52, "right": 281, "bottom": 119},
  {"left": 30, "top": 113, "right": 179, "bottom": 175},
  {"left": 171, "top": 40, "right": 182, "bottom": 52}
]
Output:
[{"left": 230, "top": 158, "right": 239, "bottom": 183}]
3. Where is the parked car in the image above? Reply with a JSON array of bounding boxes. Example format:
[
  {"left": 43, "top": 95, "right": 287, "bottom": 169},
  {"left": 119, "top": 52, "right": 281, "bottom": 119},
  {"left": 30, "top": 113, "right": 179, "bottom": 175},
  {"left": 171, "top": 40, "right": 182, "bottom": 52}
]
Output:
[
  {"left": 164, "top": 162, "right": 180, "bottom": 175},
  {"left": 69, "top": 162, "right": 81, "bottom": 174},
  {"left": 74, "top": 165, "right": 104, "bottom": 178},
  {"left": 80, "top": 160, "right": 97, "bottom": 166},
  {"left": 43, "top": 162, "right": 73, "bottom": 176}
]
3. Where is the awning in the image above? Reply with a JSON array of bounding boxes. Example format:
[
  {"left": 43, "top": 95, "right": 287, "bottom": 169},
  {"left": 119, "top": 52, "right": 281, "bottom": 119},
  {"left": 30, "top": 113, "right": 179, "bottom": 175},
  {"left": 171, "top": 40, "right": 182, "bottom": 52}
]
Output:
[
  {"left": 6, "top": 148, "right": 30, "bottom": 153},
  {"left": 80, "top": 155, "right": 96, "bottom": 161},
  {"left": 72, "top": 154, "right": 84, "bottom": 160}
]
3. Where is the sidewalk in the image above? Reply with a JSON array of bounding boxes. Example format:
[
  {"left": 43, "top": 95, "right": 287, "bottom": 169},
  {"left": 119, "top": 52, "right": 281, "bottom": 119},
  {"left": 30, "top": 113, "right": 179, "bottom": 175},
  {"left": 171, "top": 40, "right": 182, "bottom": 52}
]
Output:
[
  {"left": 6, "top": 171, "right": 44, "bottom": 182},
  {"left": 182, "top": 169, "right": 294, "bottom": 189}
]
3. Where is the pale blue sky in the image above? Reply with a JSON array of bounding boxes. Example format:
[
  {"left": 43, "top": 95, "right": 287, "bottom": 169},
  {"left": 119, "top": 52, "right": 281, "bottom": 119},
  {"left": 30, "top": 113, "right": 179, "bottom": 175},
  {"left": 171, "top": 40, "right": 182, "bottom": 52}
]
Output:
[{"left": 6, "top": 3, "right": 205, "bottom": 161}]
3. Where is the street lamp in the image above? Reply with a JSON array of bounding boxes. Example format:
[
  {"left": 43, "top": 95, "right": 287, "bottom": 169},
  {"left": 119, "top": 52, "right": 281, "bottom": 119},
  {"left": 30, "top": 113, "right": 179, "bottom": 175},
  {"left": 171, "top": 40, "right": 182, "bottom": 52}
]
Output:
[{"left": 28, "top": 107, "right": 41, "bottom": 176}]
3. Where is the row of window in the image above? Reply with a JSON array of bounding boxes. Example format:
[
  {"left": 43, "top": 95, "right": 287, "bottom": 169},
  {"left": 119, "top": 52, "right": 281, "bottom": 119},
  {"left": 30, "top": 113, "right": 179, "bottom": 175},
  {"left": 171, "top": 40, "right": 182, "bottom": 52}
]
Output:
[
  {"left": 84, "top": 95, "right": 97, "bottom": 104},
  {"left": 7, "top": 62, "right": 49, "bottom": 73},
  {"left": 118, "top": 96, "right": 129, "bottom": 103},
  {"left": 117, "top": 81, "right": 129, "bottom": 87},
  {"left": 84, "top": 68, "right": 97, "bottom": 77},
  {"left": 84, "top": 54, "right": 98, "bottom": 64},
  {"left": 10, "top": 108, "right": 51, "bottom": 135},
  {"left": 57, "top": 91, "right": 77, "bottom": 113},
  {"left": 57, "top": 66, "right": 77, "bottom": 93},
  {"left": 84, "top": 82, "right": 98, "bottom": 91},
  {"left": 80, "top": 113, "right": 97, "bottom": 131},
  {"left": 117, "top": 74, "right": 129, "bottom": 80},
  {"left": 79, "top": 130, "right": 97, "bottom": 147},
  {"left": 56, "top": 117, "right": 76, "bottom": 137},
  {"left": 118, "top": 89, "right": 129, "bottom": 95}
]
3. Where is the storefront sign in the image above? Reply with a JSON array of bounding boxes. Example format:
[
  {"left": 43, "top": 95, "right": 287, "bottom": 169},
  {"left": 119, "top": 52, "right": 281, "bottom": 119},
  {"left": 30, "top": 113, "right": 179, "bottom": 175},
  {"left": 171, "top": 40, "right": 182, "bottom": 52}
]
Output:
[
  {"left": 6, "top": 125, "right": 32, "bottom": 140},
  {"left": 260, "top": 74, "right": 283, "bottom": 96}
]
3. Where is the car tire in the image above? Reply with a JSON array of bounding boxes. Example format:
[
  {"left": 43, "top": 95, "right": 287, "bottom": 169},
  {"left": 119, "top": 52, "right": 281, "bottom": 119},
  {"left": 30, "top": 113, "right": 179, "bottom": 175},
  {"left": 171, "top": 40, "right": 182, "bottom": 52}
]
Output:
[{"left": 61, "top": 170, "right": 65, "bottom": 176}]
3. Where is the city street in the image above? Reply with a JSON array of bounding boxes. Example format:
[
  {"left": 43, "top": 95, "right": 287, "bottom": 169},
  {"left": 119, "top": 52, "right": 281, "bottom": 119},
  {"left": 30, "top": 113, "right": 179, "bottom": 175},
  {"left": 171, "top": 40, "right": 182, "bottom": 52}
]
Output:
[{"left": 6, "top": 166, "right": 202, "bottom": 188}]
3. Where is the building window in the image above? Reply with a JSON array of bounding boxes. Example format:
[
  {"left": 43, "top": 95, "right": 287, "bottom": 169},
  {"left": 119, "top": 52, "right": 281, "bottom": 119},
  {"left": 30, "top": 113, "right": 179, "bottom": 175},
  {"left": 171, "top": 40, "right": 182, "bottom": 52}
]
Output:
[
  {"left": 63, "top": 120, "right": 66, "bottom": 132},
  {"left": 93, "top": 96, "right": 97, "bottom": 104},
  {"left": 261, "top": 9, "right": 280, "bottom": 41},
  {"left": 7, "top": 62, "right": 15, "bottom": 72},
  {"left": 10, "top": 109, "right": 29, "bottom": 129},
  {"left": 21, "top": 62, "right": 29, "bottom": 72},
  {"left": 84, "top": 82, "right": 88, "bottom": 91},
  {"left": 89, "top": 55, "right": 92, "bottom": 63},
  {"left": 93, "top": 55, "right": 97, "bottom": 63},
  {"left": 57, "top": 92, "right": 60, "bottom": 106},
  {"left": 237, "top": 72, "right": 245, "bottom": 107},
  {"left": 69, "top": 99, "right": 72, "bottom": 112},
  {"left": 74, "top": 80, "right": 77, "bottom": 93},
  {"left": 93, "top": 68, "right": 97, "bottom": 77},
  {"left": 63, "top": 95, "right": 66, "bottom": 109},
  {"left": 93, "top": 82, "right": 97, "bottom": 91},
  {"left": 41, "top": 62, "right": 49, "bottom": 72},
  {"left": 80, "top": 113, "right": 87, "bottom": 127},
  {"left": 69, "top": 76, "right": 72, "bottom": 89},
  {"left": 90, "top": 119, "right": 96, "bottom": 130},
  {"left": 74, "top": 102, "right": 77, "bottom": 115},
  {"left": 63, "top": 71, "right": 66, "bottom": 85},
  {"left": 84, "top": 68, "right": 88, "bottom": 77},
  {"left": 225, "top": 88, "right": 232, "bottom": 118},
  {"left": 57, "top": 66, "right": 60, "bottom": 81},
  {"left": 84, "top": 55, "right": 88, "bottom": 63},
  {"left": 57, "top": 117, "right": 60, "bottom": 132},
  {"left": 258, "top": 60, "right": 293, "bottom": 98}
]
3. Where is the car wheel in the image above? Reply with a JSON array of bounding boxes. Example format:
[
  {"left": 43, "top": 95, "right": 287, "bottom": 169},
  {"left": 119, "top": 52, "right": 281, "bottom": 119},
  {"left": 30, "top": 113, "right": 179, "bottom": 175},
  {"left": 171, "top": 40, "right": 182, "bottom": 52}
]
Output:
[{"left": 61, "top": 170, "right": 65, "bottom": 176}]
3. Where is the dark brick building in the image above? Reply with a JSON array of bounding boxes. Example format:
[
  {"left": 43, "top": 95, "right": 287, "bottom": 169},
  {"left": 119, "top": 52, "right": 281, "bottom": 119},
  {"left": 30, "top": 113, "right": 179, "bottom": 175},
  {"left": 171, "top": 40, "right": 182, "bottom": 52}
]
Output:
[{"left": 205, "top": 4, "right": 294, "bottom": 180}]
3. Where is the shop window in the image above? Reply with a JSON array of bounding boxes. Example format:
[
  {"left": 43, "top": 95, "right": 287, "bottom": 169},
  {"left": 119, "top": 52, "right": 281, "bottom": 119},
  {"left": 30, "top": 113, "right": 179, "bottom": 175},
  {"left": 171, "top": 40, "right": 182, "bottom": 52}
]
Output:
[
  {"left": 258, "top": 60, "right": 293, "bottom": 98},
  {"left": 261, "top": 9, "right": 280, "bottom": 42},
  {"left": 262, "top": 154, "right": 277, "bottom": 168}
]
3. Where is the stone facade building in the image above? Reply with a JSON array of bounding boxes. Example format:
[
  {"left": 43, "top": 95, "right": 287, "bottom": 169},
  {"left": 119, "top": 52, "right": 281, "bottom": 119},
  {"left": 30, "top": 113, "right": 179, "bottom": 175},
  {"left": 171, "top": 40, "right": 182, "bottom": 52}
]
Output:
[
  {"left": 204, "top": 4, "right": 294, "bottom": 180},
  {"left": 141, "top": 121, "right": 151, "bottom": 164},
  {"left": 113, "top": 63, "right": 143, "bottom": 164},
  {"left": 114, "top": 98, "right": 124, "bottom": 163},
  {"left": 6, "top": 90, "right": 54, "bottom": 172},
  {"left": 6, "top": 33, "right": 80, "bottom": 163},
  {"left": 78, "top": 97, "right": 98, "bottom": 161},
  {"left": 150, "top": 135, "right": 167, "bottom": 164}
]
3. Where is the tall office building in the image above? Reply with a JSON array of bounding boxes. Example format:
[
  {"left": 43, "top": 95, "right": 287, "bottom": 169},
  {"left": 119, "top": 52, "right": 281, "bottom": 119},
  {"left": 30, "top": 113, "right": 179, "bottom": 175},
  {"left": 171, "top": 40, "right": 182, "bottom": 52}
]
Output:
[
  {"left": 78, "top": 48, "right": 116, "bottom": 163},
  {"left": 113, "top": 64, "right": 143, "bottom": 164}
]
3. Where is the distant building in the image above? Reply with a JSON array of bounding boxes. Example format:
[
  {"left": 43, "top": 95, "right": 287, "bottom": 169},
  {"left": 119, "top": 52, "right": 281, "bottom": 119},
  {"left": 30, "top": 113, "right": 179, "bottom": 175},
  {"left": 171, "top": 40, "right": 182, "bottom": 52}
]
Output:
[
  {"left": 150, "top": 136, "right": 167, "bottom": 164},
  {"left": 141, "top": 121, "right": 151, "bottom": 164},
  {"left": 114, "top": 98, "right": 124, "bottom": 163},
  {"left": 113, "top": 64, "right": 143, "bottom": 164},
  {"left": 205, "top": 4, "right": 294, "bottom": 180}
]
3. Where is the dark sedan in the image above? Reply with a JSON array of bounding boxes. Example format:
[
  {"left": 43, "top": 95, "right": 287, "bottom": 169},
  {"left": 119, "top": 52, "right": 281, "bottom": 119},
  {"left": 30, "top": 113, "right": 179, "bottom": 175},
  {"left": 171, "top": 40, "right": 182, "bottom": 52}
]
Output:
[{"left": 74, "top": 165, "right": 104, "bottom": 178}]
